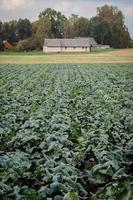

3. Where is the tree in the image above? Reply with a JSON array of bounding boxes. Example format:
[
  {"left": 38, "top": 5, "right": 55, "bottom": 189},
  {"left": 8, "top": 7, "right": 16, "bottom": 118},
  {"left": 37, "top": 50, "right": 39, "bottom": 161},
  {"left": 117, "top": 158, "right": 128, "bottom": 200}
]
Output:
[
  {"left": 2, "top": 23, "right": 10, "bottom": 40},
  {"left": 89, "top": 17, "right": 111, "bottom": 45},
  {"left": 0, "top": 22, "right": 3, "bottom": 39},
  {"left": 39, "top": 8, "right": 67, "bottom": 38},
  {"left": 63, "top": 15, "right": 90, "bottom": 38},
  {"left": 16, "top": 18, "right": 32, "bottom": 40},
  {"left": 128, "top": 40, "right": 133, "bottom": 48},
  {"left": 32, "top": 18, "right": 52, "bottom": 46},
  {"left": 0, "top": 38, "right": 3, "bottom": 50},
  {"left": 62, "top": 14, "right": 78, "bottom": 38},
  {"left": 96, "top": 5, "right": 131, "bottom": 48},
  {"left": 63, "top": 15, "right": 89, "bottom": 38},
  {"left": 63, "top": 20, "right": 72, "bottom": 38},
  {"left": 0, "top": 20, "right": 17, "bottom": 44},
  {"left": 73, "top": 17, "right": 90, "bottom": 37},
  {"left": 67, "top": 14, "right": 79, "bottom": 38},
  {"left": 0, "top": 22, "right": 4, "bottom": 50},
  {"left": 7, "top": 20, "right": 17, "bottom": 43}
]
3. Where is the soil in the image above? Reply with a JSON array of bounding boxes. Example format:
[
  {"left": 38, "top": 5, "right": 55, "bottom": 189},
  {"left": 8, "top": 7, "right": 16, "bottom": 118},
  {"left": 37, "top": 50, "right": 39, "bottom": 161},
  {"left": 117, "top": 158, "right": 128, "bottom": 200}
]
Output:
[{"left": 110, "top": 49, "right": 133, "bottom": 55}]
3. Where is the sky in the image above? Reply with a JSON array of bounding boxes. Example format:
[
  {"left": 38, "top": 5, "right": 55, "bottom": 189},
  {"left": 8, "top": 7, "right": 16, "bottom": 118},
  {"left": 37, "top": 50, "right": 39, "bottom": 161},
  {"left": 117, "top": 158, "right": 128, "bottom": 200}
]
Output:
[{"left": 0, "top": 0, "right": 133, "bottom": 37}]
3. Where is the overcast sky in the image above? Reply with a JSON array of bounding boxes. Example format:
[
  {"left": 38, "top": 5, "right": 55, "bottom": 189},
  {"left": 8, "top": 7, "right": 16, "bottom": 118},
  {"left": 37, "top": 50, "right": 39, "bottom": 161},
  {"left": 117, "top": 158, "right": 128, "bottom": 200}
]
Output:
[{"left": 0, "top": 0, "right": 133, "bottom": 36}]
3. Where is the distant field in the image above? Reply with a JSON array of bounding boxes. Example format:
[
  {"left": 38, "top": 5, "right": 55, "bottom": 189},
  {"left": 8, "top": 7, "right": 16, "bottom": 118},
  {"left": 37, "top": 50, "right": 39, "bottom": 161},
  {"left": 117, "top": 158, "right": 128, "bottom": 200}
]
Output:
[{"left": 0, "top": 49, "right": 133, "bottom": 64}]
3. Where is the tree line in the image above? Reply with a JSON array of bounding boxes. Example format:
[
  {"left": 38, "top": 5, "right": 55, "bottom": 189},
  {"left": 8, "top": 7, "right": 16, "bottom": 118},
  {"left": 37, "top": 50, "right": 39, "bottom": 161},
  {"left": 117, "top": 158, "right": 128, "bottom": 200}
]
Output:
[{"left": 0, "top": 5, "right": 132, "bottom": 51}]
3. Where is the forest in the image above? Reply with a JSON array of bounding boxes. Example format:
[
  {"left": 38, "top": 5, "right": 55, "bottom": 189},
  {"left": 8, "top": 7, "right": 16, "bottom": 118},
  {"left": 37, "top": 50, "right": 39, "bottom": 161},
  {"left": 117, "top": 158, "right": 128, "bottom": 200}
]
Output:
[{"left": 0, "top": 4, "right": 132, "bottom": 51}]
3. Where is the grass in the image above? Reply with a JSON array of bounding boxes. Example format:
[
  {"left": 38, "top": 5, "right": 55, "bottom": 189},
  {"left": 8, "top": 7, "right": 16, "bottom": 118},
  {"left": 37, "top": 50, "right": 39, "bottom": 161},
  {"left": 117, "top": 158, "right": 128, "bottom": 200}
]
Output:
[
  {"left": 90, "top": 48, "right": 115, "bottom": 53},
  {"left": 0, "top": 48, "right": 114, "bottom": 55},
  {"left": 0, "top": 49, "right": 133, "bottom": 64},
  {"left": 0, "top": 51, "right": 44, "bottom": 56}
]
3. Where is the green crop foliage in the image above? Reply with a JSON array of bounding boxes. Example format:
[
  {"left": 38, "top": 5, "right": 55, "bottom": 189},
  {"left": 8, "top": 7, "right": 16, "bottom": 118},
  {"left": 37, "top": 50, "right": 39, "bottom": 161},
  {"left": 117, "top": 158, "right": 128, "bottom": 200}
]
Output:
[{"left": 0, "top": 63, "right": 133, "bottom": 200}]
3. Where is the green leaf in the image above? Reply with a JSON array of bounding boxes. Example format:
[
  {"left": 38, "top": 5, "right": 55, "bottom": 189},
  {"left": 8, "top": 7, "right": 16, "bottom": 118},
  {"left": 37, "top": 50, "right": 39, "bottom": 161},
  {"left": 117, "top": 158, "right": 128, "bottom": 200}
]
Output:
[
  {"left": 54, "top": 195, "right": 64, "bottom": 200},
  {"left": 64, "top": 192, "right": 79, "bottom": 200}
]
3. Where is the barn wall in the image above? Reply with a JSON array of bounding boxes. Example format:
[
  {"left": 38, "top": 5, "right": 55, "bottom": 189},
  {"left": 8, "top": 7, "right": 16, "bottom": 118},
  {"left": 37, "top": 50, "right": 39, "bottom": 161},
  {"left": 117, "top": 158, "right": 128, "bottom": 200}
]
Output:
[
  {"left": 61, "top": 47, "right": 90, "bottom": 52},
  {"left": 43, "top": 46, "right": 91, "bottom": 53},
  {"left": 43, "top": 47, "right": 61, "bottom": 53},
  {"left": 43, "top": 46, "right": 47, "bottom": 53}
]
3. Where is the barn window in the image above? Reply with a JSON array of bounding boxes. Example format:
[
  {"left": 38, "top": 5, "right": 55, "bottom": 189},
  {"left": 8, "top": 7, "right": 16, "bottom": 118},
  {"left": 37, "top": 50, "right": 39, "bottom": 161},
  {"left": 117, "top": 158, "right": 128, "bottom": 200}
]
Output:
[
  {"left": 73, "top": 47, "right": 76, "bottom": 49},
  {"left": 82, "top": 47, "right": 84, "bottom": 49},
  {"left": 65, "top": 47, "right": 67, "bottom": 49}
]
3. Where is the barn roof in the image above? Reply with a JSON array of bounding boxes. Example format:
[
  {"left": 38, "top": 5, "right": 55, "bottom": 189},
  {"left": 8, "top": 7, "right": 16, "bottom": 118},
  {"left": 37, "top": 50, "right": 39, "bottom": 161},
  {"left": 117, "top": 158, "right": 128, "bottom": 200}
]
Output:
[{"left": 44, "top": 37, "right": 97, "bottom": 47}]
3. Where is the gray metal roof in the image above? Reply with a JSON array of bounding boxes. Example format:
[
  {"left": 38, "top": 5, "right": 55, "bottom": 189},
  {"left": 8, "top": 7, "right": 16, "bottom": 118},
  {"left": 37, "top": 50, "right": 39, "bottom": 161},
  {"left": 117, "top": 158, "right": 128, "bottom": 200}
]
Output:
[{"left": 44, "top": 37, "right": 97, "bottom": 47}]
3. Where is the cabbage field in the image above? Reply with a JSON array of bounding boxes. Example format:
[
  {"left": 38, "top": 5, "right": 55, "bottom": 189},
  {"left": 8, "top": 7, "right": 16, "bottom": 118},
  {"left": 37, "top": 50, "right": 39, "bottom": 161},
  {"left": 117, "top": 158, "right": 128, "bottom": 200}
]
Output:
[{"left": 0, "top": 63, "right": 133, "bottom": 200}]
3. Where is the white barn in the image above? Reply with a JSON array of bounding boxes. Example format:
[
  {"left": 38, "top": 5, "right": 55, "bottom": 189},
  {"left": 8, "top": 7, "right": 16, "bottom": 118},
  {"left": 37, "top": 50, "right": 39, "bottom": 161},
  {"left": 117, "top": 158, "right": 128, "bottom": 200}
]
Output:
[{"left": 43, "top": 37, "right": 98, "bottom": 53}]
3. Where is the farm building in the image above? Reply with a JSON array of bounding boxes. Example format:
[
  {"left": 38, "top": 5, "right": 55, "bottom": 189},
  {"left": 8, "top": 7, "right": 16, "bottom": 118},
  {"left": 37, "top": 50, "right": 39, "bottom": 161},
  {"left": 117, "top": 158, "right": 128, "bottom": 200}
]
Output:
[
  {"left": 3, "top": 40, "right": 14, "bottom": 50},
  {"left": 43, "top": 37, "right": 98, "bottom": 53}
]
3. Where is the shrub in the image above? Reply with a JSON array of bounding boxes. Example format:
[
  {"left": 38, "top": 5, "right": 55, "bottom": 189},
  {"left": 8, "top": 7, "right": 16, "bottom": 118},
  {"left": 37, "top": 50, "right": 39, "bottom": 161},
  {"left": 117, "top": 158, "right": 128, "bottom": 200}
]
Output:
[
  {"left": 0, "top": 39, "right": 4, "bottom": 51},
  {"left": 128, "top": 40, "right": 133, "bottom": 48},
  {"left": 16, "top": 37, "right": 42, "bottom": 51}
]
